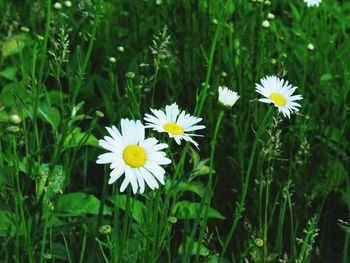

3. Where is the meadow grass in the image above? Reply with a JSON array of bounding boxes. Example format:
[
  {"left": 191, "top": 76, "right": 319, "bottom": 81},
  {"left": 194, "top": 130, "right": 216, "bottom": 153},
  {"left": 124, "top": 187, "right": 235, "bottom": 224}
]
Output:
[{"left": 0, "top": 0, "right": 349, "bottom": 262}]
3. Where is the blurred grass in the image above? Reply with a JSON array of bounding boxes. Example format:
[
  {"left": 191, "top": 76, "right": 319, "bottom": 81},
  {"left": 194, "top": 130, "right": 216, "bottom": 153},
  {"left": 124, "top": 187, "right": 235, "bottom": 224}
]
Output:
[{"left": 0, "top": 0, "right": 349, "bottom": 262}]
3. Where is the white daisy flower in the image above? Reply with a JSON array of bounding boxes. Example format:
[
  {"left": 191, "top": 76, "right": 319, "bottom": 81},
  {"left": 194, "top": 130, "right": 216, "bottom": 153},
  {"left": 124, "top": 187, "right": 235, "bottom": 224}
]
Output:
[
  {"left": 96, "top": 118, "right": 171, "bottom": 194},
  {"left": 144, "top": 103, "right": 205, "bottom": 149},
  {"left": 304, "top": 0, "right": 321, "bottom": 7},
  {"left": 255, "top": 75, "right": 303, "bottom": 118},
  {"left": 218, "top": 86, "right": 240, "bottom": 109}
]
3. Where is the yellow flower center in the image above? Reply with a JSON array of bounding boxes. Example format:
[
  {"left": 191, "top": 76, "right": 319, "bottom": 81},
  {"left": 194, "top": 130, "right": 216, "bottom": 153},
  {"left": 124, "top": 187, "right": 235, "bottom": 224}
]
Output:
[
  {"left": 123, "top": 145, "right": 146, "bottom": 168},
  {"left": 163, "top": 122, "right": 184, "bottom": 135},
  {"left": 270, "top": 93, "right": 286, "bottom": 106}
]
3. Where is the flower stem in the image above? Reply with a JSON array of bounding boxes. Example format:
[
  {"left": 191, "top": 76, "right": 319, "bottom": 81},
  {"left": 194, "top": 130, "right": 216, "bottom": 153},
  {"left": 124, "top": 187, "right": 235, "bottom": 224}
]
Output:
[
  {"left": 194, "top": 110, "right": 225, "bottom": 261},
  {"left": 263, "top": 158, "right": 272, "bottom": 262},
  {"left": 220, "top": 107, "right": 273, "bottom": 259}
]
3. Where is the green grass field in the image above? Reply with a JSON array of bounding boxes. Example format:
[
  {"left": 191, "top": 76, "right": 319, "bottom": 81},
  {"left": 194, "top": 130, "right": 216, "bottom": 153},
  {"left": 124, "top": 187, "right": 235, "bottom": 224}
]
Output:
[{"left": 0, "top": 0, "right": 349, "bottom": 262}]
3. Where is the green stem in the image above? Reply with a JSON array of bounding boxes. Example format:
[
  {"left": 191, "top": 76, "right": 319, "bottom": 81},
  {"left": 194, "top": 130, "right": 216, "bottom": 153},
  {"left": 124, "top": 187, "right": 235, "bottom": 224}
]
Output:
[
  {"left": 40, "top": 206, "right": 50, "bottom": 263},
  {"left": 72, "top": 0, "right": 101, "bottom": 104},
  {"left": 263, "top": 158, "right": 272, "bottom": 262},
  {"left": 119, "top": 188, "right": 131, "bottom": 263},
  {"left": 194, "top": 110, "right": 225, "bottom": 261},
  {"left": 220, "top": 107, "right": 273, "bottom": 259},
  {"left": 151, "top": 63, "right": 159, "bottom": 108}
]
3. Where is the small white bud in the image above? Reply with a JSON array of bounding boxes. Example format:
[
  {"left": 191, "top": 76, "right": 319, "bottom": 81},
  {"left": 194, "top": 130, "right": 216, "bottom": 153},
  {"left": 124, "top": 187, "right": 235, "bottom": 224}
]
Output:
[
  {"left": 262, "top": 20, "right": 270, "bottom": 28},
  {"left": 53, "top": 2, "right": 63, "bottom": 10},
  {"left": 267, "top": 13, "right": 275, "bottom": 20},
  {"left": 307, "top": 43, "right": 315, "bottom": 51},
  {"left": 109, "top": 57, "right": 116, "bottom": 63},
  {"left": 117, "top": 46, "right": 125, "bottom": 53},
  {"left": 9, "top": 115, "right": 22, "bottom": 125},
  {"left": 20, "top": 26, "right": 30, "bottom": 33},
  {"left": 64, "top": 1, "right": 72, "bottom": 7},
  {"left": 218, "top": 86, "right": 240, "bottom": 109}
]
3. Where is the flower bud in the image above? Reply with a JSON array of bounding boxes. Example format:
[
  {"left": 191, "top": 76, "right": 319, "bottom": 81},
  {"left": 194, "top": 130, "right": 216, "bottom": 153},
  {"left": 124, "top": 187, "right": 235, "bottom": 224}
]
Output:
[
  {"left": 99, "top": 225, "right": 112, "bottom": 235},
  {"left": 109, "top": 56, "right": 116, "bottom": 63},
  {"left": 64, "top": 1, "right": 72, "bottom": 7},
  {"left": 218, "top": 86, "right": 240, "bottom": 110},
  {"left": 262, "top": 20, "right": 270, "bottom": 28},
  {"left": 20, "top": 26, "right": 30, "bottom": 33},
  {"left": 125, "top": 72, "right": 135, "bottom": 79},
  {"left": 53, "top": 2, "right": 63, "bottom": 10},
  {"left": 307, "top": 43, "right": 315, "bottom": 51},
  {"left": 9, "top": 115, "right": 22, "bottom": 125},
  {"left": 168, "top": 216, "right": 177, "bottom": 224}
]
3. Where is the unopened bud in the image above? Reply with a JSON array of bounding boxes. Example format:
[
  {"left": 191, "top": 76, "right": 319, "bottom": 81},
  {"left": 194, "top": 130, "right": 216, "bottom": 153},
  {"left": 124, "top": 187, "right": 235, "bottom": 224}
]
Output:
[
  {"left": 99, "top": 225, "right": 112, "bottom": 235},
  {"left": 168, "top": 216, "right": 177, "bottom": 224},
  {"left": 64, "top": 1, "right": 72, "bottom": 7},
  {"left": 125, "top": 72, "right": 135, "bottom": 79},
  {"left": 20, "top": 26, "right": 30, "bottom": 33},
  {"left": 7, "top": 126, "right": 21, "bottom": 133},
  {"left": 267, "top": 13, "right": 275, "bottom": 20},
  {"left": 109, "top": 56, "right": 116, "bottom": 63},
  {"left": 9, "top": 115, "right": 22, "bottom": 125},
  {"left": 307, "top": 43, "right": 315, "bottom": 51},
  {"left": 262, "top": 20, "right": 270, "bottom": 28},
  {"left": 254, "top": 238, "right": 264, "bottom": 247},
  {"left": 95, "top": 111, "right": 104, "bottom": 118},
  {"left": 53, "top": 2, "right": 63, "bottom": 10},
  {"left": 221, "top": 71, "right": 228, "bottom": 78}
]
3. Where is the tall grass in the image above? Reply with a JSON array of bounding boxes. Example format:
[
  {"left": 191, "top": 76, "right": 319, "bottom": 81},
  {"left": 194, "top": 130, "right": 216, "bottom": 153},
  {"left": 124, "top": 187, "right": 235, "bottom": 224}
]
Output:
[{"left": 0, "top": 0, "right": 349, "bottom": 262}]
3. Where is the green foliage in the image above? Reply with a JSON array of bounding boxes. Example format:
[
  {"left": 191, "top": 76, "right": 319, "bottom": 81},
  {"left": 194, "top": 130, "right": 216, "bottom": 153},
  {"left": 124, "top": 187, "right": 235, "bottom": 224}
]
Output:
[
  {"left": 63, "top": 128, "right": 99, "bottom": 149},
  {"left": 54, "top": 192, "right": 111, "bottom": 217},
  {"left": 0, "top": 0, "right": 349, "bottom": 262},
  {"left": 172, "top": 201, "right": 225, "bottom": 220}
]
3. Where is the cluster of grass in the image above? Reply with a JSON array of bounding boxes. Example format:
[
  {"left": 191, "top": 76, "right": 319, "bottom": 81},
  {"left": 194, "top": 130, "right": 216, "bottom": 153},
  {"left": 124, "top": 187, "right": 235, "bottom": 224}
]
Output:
[{"left": 0, "top": 0, "right": 349, "bottom": 262}]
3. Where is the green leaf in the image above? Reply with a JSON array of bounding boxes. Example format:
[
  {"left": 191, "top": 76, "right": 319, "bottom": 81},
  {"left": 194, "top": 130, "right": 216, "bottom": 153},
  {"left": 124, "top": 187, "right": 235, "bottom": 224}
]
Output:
[
  {"left": 0, "top": 67, "right": 17, "bottom": 81},
  {"left": 320, "top": 73, "right": 333, "bottom": 82},
  {"left": 1, "top": 34, "right": 28, "bottom": 57},
  {"left": 37, "top": 163, "right": 65, "bottom": 202},
  {"left": 172, "top": 201, "right": 225, "bottom": 220},
  {"left": 190, "top": 147, "right": 201, "bottom": 168},
  {"left": 64, "top": 128, "right": 99, "bottom": 149},
  {"left": 0, "top": 210, "right": 15, "bottom": 237},
  {"left": 51, "top": 243, "right": 73, "bottom": 261},
  {"left": 0, "top": 82, "right": 29, "bottom": 107},
  {"left": 0, "top": 110, "right": 9, "bottom": 123},
  {"left": 173, "top": 181, "right": 206, "bottom": 198},
  {"left": 39, "top": 105, "right": 61, "bottom": 130},
  {"left": 54, "top": 192, "right": 111, "bottom": 217},
  {"left": 107, "top": 195, "right": 145, "bottom": 224},
  {"left": 207, "top": 255, "right": 230, "bottom": 263},
  {"left": 193, "top": 159, "right": 211, "bottom": 177},
  {"left": 178, "top": 237, "right": 209, "bottom": 256}
]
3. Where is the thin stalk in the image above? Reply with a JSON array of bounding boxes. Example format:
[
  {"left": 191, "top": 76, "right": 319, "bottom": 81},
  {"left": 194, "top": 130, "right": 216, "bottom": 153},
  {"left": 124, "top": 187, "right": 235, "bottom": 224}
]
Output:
[
  {"left": 72, "top": 0, "right": 101, "bottom": 104},
  {"left": 263, "top": 158, "right": 272, "bottom": 262},
  {"left": 220, "top": 107, "right": 273, "bottom": 259},
  {"left": 194, "top": 2, "right": 227, "bottom": 117},
  {"left": 78, "top": 225, "right": 87, "bottom": 263},
  {"left": 119, "top": 188, "right": 131, "bottom": 263},
  {"left": 151, "top": 64, "right": 159, "bottom": 108},
  {"left": 11, "top": 136, "right": 31, "bottom": 261},
  {"left": 40, "top": 206, "right": 50, "bottom": 263},
  {"left": 32, "top": 0, "right": 51, "bottom": 163},
  {"left": 193, "top": 110, "right": 225, "bottom": 261},
  {"left": 89, "top": 167, "right": 109, "bottom": 263}
]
